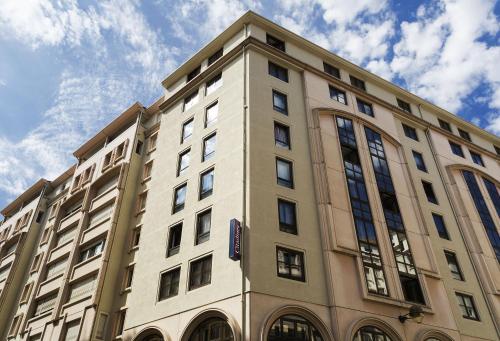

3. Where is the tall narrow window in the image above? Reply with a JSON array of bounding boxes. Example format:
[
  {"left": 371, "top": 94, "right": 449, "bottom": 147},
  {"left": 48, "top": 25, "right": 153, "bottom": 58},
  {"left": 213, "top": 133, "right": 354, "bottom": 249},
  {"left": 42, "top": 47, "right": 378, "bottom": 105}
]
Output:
[
  {"left": 432, "top": 213, "right": 450, "bottom": 240},
  {"left": 173, "top": 184, "right": 187, "bottom": 213},
  {"left": 470, "top": 151, "right": 484, "bottom": 167},
  {"left": 365, "top": 127, "right": 425, "bottom": 304},
  {"left": 159, "top": 267, "right": 180, "bottom": 300},
  {"left": 274, "top": 122, "right": 290, "bottom": 149},
  {"left": 422, "top": 181, "right": 438, "bottom": 204},
  {"left": 202, "top": 133, "right": 216, "bottom": 161},
  {"left": 187, "top": 65, "right": 201, "bottom": 82},
  {"left": 449, "top": 141, "right": 464, "bottom": 157},
  {"left": 356, "top": 98, "right": 374, "bottom": 116},
  {"left": 205, "top": 73, "right": 222, "bottom": 95},
  {"left": 268, "top": 62, "right": 288, "bottom": 82},
  {"left": 272, "top": 90, "right": 288, "bottom": 114},
  {"left": 177, "top": 149, "right": 191, "bottom": 176},
  {"left": 115, "top": 310, "right": 126, "bottom": 337},
  {"left": 483, "top": 178, "right": 500, "bottom": 217},
  {"left": 189, "top": 255, "right": 212, "bottom": 290},
  {"left": 124, "top": 265, "right": 134, "bottom": 289},
  {"left": 412, "top": 151, "right": 427, "bottom": 172},
  {"left": 329, "top": 86, "right": 347, "bottom": 104},
  {"left": 456, "top": 293, "right": 479, "bottom": 320},
  {"left": 323, "top": 62, "right": 340, "bottom": 78},
  {"left": 349, "top": 75, "right": 366, "bottom": 91},
  {"left": 196, "top": 209, "right": 211, "bottom": 244},
  {"left": 439, "top": 119, "right": 452, "bottom": 132},
  {"left": 444, "top": 251, "right": 464, "bottom": 281},
  {"left": 336, "top": 117, "right": 388, "bottom": 296},
  {"left": 276, "top": 247, "right": 305, "bottom": 281},
  {"left": 458, "top": 128, "right": 471, "bottom": 141},
  {"left": 205, "top": 101, "right": 218, "bottom": 127},
  {"left": 181, "top": 118, "right": 194, "bottom": 143},
  {"left": 397, "top": 98, "right": 412, "bottom": 113},
  {"left": 167, "top": 223, "right": 183, "bottom": 257},
  {"left": 199, "top": 168, "right": 214, "bottom": 200},
  {"left": 266, "top": 33, "right": 286, "bottom": 51},
  {"left": 276, "top": 158, "right": 294, "bottom": 188},
  {"left": 278, "top": 199, "right": 297, "bottom": 234},
  {"left": 143, "top": 160, "right": 153, "bottom": 180},
  {"left": 207, "top": 48, "right": 223, "bottom": 66},
  {"left": 402, "top": 124, "right": 418, "bottom": 141}
]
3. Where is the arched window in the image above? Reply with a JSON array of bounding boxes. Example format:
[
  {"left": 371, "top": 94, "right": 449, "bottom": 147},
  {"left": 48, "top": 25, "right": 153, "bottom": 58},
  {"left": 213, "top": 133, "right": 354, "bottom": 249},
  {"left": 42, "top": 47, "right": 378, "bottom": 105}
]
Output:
[
  {"left": 353, "top": 326, "right": 393, "bottom": 341},
  {"left": 142, "top": 334, "right": 164, "bottom": 341},
  {"left": 189, "top": 317, "right": 233, "bottom": 341},
  {"left": 135, "top": 329, "right": 164, "bottom": 341},
  {"left": 268, "top": 314, "right": 324, "bottom": 341}
]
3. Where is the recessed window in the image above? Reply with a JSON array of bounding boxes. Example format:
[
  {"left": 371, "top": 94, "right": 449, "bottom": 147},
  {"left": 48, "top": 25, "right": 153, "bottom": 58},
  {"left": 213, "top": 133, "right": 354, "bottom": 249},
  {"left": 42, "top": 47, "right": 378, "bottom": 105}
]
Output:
[
  {"left": 323, "top": 62, "right": 340, "bottom": 78},
  {"left": 187, "top": 65, "right": 201, "bottom": 82},
  {"left": 124, "top": 265, "right": 134, "bottom": 289},
  {"left": 189, "top": 255, "right": 212, "bottom": 290},
  {"left": 173, "top": 184, "right": 187, "bottom": 213},
  {"left": 205, "top": 73, "right": 222, "bottom": 96},
  {"left": 422, "top": 181, "right": 438, "bottom": 204},
  {"left": 199, "top": 168, "right": 214, "bottom": 200},
  {"left": 482, "top": 177, "right": 500, "bottom": 217},
  {"left": 79, "top": 240, "right": 105, "bottom": 263},
  {"left": 177, "top": 149, "right": 191, "bottom": 176},
  {"left": 278, "top": 199, "right": 297, "bottom": 234},
  {"left": 470, "top": 151, "right": 484, "bottom": 167},
  {"left": 8, "top": 314, "right": 23, "bottom": 337},
  {"left": 131, "top": 227, "right": 141, "bottom": 248},
  {"left": 456, "top": 293, "right": 479, "bottom": 320},
  {"left": 276, "top": 247, "right": 305, "bottom": 282},
  {"left": 137, "top": 191, "right": 148, "bottom": 213},
  {"left": 196, "top": 209, "right": 211, "bottom": 244},
  {"left": 167, "top": 223, "right": 182, "bottom": 257},
  {"left": 143, "top": 160, "right": 153, "bottom": 180},
  {"left": 349, "top": 75, "right": 366, "bottom": 91},
  {"left": 268, "top": 61, "right": 288, "bottom": 82},
  {"left": 272, "top": 90, "right": 288, "bottom": 114},
  {"left": 274, "top": 122, "right": 290, "bottom": 149},
  {"left": 135, "top": 140, "right": 143, "bottom": 154},
  {"left": 202, "top": 133, "right": 216, "bottom": 161},
  {"left": 402, "top": 123, "right": 418, "bottom": 141},
  {"left": 20, "top": 282, "right": 33, "bottom": 303},
  {"left": 30, "top": 253, "right": 43, "bottom": 273},
  {"left": 449, "top": 141, "right": 464, "bottom": 157},
  {"left": 397, "top": 98, "right": 412, "bottom": 113},
  {"left": 266, "top": 33, "right": 285, "bottom": 52},
  {"left": 412, "top": 151, "right": 427, "bottom": 172},
  {"left": 159, "top": 267, "right": 180, "bottom": 300},
  {"left": 181, "top": 118, "right": 194, "bottom": 143},
  {"left": 356, "top": 98, "right": 374, "bottom": 117},
  {"left": 432, "top": 213, "right": 449, "bottom": 240},
  {"left": 494, "top": 145, "right": 500, "bottom": 156},
  {"left": 184, "top": 91, "right": 199, "bottom": 111},
  {"left": 115, "top": 310, "right": 126, "bottom": 337},
  {"left": 205, "top": 101, "right": 218, "bottom": 127},
  {"left": 208, "top": 48, "right": 223, "bottom": 66},
  {"left": 35, "top": 211, "right": 44, "bottom": 223},
  {"left": 458, "top": 128, "right": 471, "bottom": 141},
  {"left": 445, "top": 251, "right": 464, "bottom": 281},
  {"left": 438, "top": 119, "right": 452, "bottom": 132},
  {"left": 46, "top": 257, "right": 67, "bottom": 280},
  {"left": 329, "top": 85, "right": 347, "bottom": 104},
  {"left": 276, "top": 158, "right": 294, "bottom": 188},
  {"left": 148, "top": 133, "right": 158, "bottom": 152}
]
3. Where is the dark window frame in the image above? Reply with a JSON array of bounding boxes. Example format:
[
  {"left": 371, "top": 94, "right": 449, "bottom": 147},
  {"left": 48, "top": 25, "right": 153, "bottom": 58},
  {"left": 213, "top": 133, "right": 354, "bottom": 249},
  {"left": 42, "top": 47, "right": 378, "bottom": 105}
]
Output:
[
  {"left": 268, "top": 61, "right": 289, "bottom": 82},
  {"left": 189, "top": 255, "right": 212, "bottom": 290},
  {"left": 167, "top": 223, "right": 183, "bottom": 257},
  {"left": 412, "top": 151, "right": 427, "bottom": 172},
  {"left": 207, "top": 48, "right": 223, "bottom": 66},
  {"left": 397, "top": 98, "right": 412, "bottom": 113},
  {"left": 274, "top": 122, "right": 291, "bottom": 149},
  {"left": 432, "top": 213, "right": 450, "bottom": 240},
  {"left": 350, "top": 75, "right": 366, "bottom": 91},
  {"left": 439, "top": 119, "right": 452, "bottom": 132},
  {"left": 177, "top": 148, "right": 191, "bottom": 176},
  {"left": 458, "top": 128, "right": 471, "bottom": 141},
  {"left": 456, "top": 293, "right": 480, "bottom": 321},
  {"left": 470, "top": 150, "right": 484, "bottom": 167},
  {"left": 202, "top": 132, "right": 217, "bottom": 161},
  {"left": 276, "top": 157, "right": 294, "bottom": 189},
  {"left": 272, "top": 90, "right": 288, "bottom": 114},
  {"left": 181, "top": 117, "right": 194, "bottom": 143},
  {"left": 402, "top": 124, "right": 419, "bottom": 141},
  {"left": 444, "top": 251, "right": 464, "bottom": 281},
  {"left": 172, "top": 183, "right": 187, "bottom": 213},
  {"left": 187, "top": 65, "right": 201, "bottom": 82},
  {"left": 196, "top": 208, "right": 212, "bottom": 245},
  {"left": 158, "top": 267, "right": 180, "bottom": 300},
  {"left": 422, "top": 181, "right": 438, "bottom": 204},
  {"left": 323, "top": 62, "right": 340, "bottom": 78},
  {"left": 276, "top": 246, "right": 306, "bottom": 282},
  {"left": 449, "top": 141, "right": 464, "bottom": 157},
  {"left": 266, "top": 33, "right": 286, "bottom": 52},
  {"left": 329, "top": 85, "right": 347, "bottom": 105},
  {"left": 356, "top": 98, "right": 374, "bottom": 117},
  {"left": 278, "top": 199, "right": 297, "bottom": 234},
  {"left": 199, "top": 168, "right": 214, "bottom": 200}
]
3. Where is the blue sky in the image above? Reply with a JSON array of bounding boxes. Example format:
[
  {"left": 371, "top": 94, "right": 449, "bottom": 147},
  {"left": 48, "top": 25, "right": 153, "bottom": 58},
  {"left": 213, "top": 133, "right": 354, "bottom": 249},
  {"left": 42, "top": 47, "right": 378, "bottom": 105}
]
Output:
[{"left": 0, "top": 0, "right": 499, "bottom": 210}]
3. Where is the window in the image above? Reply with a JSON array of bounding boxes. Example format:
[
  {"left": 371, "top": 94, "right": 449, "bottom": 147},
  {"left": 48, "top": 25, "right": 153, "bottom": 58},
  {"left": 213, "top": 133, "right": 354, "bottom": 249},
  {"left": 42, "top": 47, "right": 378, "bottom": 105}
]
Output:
[
  {"left": 56, "top": 226, "right": 77, "bottom": 246},
  {"left": 276, "top": 158, "right": 294, "bottom": 188},
  {"left": 412, "top": 151, "right": 427, "bottom": 172},
  {"left": 177, "top": 149, "right": 191, "bottom": 176},
  {"left": 449, "top": 141, "right": 464, "bottom": 157},
  {"left": 422, "top": 181, "right": 438, "bottom": 204},
  {"left": 356, "top": 98, "right": 373, "bottom": 116},
  {"left": 88, "top": 204, "right": 112, "bottom": 228},
  {"left": 208, "top": 48, "right": 223, "bottom": 66},
  {"left": 68, "top": 276, "right": 97, "bottom": 301},
  {"left": 187, "top": 65, "right": 201, "bottom": 82},
  {"left": 173, "top": 184, "right": 187, "bottom": 213},
  {"left": 9, "top": 314, "right": 23, "bottom": 337},
  {"left": 266, "top": 33, "right": 285, "bottom": 51},
  {"left": 102, "top": 150, "right": 113, "bottom": 170},
  {"left": 483, "top": 178, "right": 500, "bottom": 217},
  {"left": 148, "top": 132, "right": 158, "bottom": 152},
  {"left": 184, "top": 91, "right": 199, "bottom": 111},
  {"left": 199, "top": 168, "right": 214, "bottom": 199},
  {"left": 438, "top": 119, "right": 452, "bottom": 132},
  {"left": 124, "top": 265, "right": 134, "bottom": 289},
  {"left": 456, "top": 293, "right": 479, "bottom": 320},
  {"left": 432, "top": 213, "right": 450, "bottom": 240},
  {"left": 143, "top": 160, "right": 153, "bottom": 180},
  {"left": 276, "top": 247, "right": 305, "bottom": 281},
  {"left": 397, "top": 98, "right": 412, "bottom": 113},
  {"left": 189, "top": 318, "right": 233, "bottom": 341},
  {"left": 114, "top": 310, "right": 126, "bottom": 337},
  {"left": 278, "top": 199, "right": 297, "bottom": 234},
  {"left": 458, "top": 128, "right": 471, "bottom": 141},
  {"left": 167, "top": 223, "right": 182, "bottom": 257},
  {"left": 30, "top": 253, "right": 43, "bottom": 273},
  {"left": 114, "top": 141, "right": 128, "bottom": 162},
  {"left": 135, "top": 140, "right": 143, "bottom": 154},
  {"left": 445, "top": 251, "right": 464, "bottom": 281},
  {"left": 95, "top": 314, "right": 108, "bottom": 340},
  {"left": 274, "top": 122, "right": 290, "bottom": 149},
  {"left": 189, "top": 255, "right": 212, "bottom": 290},
  {"left": 350, "top": 75, "right": 366, "bottom": 91},
  {"left": 46, "top": 257, "right": 67, "bottom": 280},
  {"left": 20, "top": 282, "right": 33, "bottom": 303},
  {"left": 159, "top": 267, "right": 180, "bottom": 300},
  {"left": 268, "top": 62, "right": 288, "bottom": 82},
  {"left": 323, "top": 62, "right": 340, "bottom": 78},
  {"left": 329, "top": 85, "right": 347, "bottom": 104},
  {"left": 470, "top": 151, "right": 484, "bottom": 166},
  {"left": 268, "top": 315, "right": 324, "bottom": 341},
  {"left": 79, "top": 240, "right": 105, "bottom": 263},
  {"left": 205, "top": 73, "right": 222, "bottom": 95},
  {"left": 205, "top": 101, "right": 218, "bottom": 127},
  {"left": 40, "top": 227, "right": 50, "bottom": 244},
  {"left": 137, "top": 191, "right": 148, "bottom": 213},
  {"left": 33, "top": 294, "right": 57, "bottom": 317},
  {"left": 354, "top": 326, "right": 392, "bottom": 341},
  {"left": 495, "top": 145, "right": 500, "bottom": 156},
  {"left": 272, "top": 90, "right": 288, "bottom": 114},
  {"left": 202, "top": 133, "right": 216, "bottom": 161},
  {"left": 196, "top": 209, "right": 211, "bottom": 244},
  {"left": 182, "top": 118, "right": 194, "bottom": 143},
  {"left": 402, "top": 124, "right": 419, "bottom": 141},
  {"left": 131, "top": 227, "right": 141, "bottom": 249},
  {"left": 36, "top": 210, "right": 44, "bottom": 223}
]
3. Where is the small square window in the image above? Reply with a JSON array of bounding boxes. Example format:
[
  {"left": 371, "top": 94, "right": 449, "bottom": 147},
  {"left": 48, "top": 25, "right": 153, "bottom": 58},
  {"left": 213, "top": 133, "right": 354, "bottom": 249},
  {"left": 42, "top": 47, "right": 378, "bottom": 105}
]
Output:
[
  {"left": 356, "top": 98, "right": 374, "bottom": 117},
  {"left": 445, "top": 251, "right": 464, "bottom": 281},
  {"left": 173, "top": 184, "right": 187, "bottom": 213},
  {"left": 412, "top": 151, "right": 427, "bottom": 172},
  {"left": 349, "top": 75, "right": 366, "bottom": 91},
  {"left": 402, "top": 124, "right": 419, "bottom": 141},
  {"left": 181, "top": 118, "right": 194, "bottom": 143},
  {"left": 268, "top": 62, "right": 288, "bottom": 82},
  {"left": 189, "top": 255, "right": 212, "bottom": 290},
  {"left": 202, "top": 133, "right": 216, "bottom": 161},
  {"left": 397, "top": 98, "right": 412, "bottom": 113},
  {"left": 199, "top": 168, "right": 214, "bottom": 200},
  {"left": 323, "top": 62, "right": 340, "bottom": 78},
  {"left": 206, "top": 73, "right": 222, "bottom": 96},
  {"left": 272, "top": 90, "right": 288, "bottom": 114},
  {"left": 276, "top": 247, "right": 305, "bottom": 281},
  {"left": 470, "top": 151, "right": 484, "bottom": 167},
  {"left": 205, "top": 101, "right": 218, "bottom": 127},
  {"left": 187, "top": 65, "right": 201, "bottom": 82},
  {"left": 159, "top": 267, "right": 180, "bottom": 300},
  {"left": 422, "top": 181, "right": 438, "bottom": 204},
  {"left": 184, "top": 91, "right": 199, "bottom": 111},
  {"left": 266, "top": 33, "right": 286, "bottom": 51},
  {"left": 439, "top": 119, "right": 452, "bottom": 132},
  {"left": 208, "top": 48, "right": 223, "bottom": 66},
  {"left": 432, "top": 213, "right": 449, "bottom": 240},
  {"left": 167, "top": 223, "right": 182, "bottom": 257},
  {"left": 456, "top": 293, "right": 479, "bottom": 320},
  {"left": 274, "top": 122, "right": 290, "bottom": 149},
  {"left": 177, "top": 149, "right": 191, "bottom": 176},
  {"left": 278, "top": 199, "right": 297, "bottom": 234},
  {"left": 449, "top": 141, "right": 464, "bottom": 157},
  {"left": 329, "top": 86, "right": 347, "bottom": 105},
  {"left": 196, "top": 209, "right": 211, "bottom": 244},
  {"left": 276, "top": 158, "right": 294, "bottom": 188},
  {"left": 458, "top": 128, "right": 471, "bottom": 141}
]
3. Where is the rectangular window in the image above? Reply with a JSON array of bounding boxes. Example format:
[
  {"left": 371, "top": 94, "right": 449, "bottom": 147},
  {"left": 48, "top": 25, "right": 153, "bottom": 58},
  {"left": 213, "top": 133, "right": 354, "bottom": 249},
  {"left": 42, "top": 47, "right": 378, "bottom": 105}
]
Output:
[
  {"left": 184, "top": 91, "right": 199, "bottom": 111},
  {"left": 350, "top": 75, "right": 366, "bottom": 91},
  {"left": 439, "top": 119, "right": 452, "bottom": 132},
  {"left": 131, "top": 226, "right": 141, "bottom": 249},
  {"left": 40, "top": 227, "right": 50, "bottom": 244},
  {"left": 402, "top": 124, "right": 419, "bottom": 141},
  {"left": 356, "top": 98, "right": 374, "bottom": 116},
  {"left": 137, "top": 191, "right": 147, "bottom": 213},
  {"left": 458, "top": 128, "right": 471, "bottom": 141},
  {"left": 36, "top": 211, "right": 44, "bottom": 223},
  {"left": 182, "top": 118, "right": 194, "bottom": 143},
  {"left": 276, "top": 158, "right": 294, "bottom": 188},
  {"left": 272, "top": 90, "right": 288, "bottom": 114},
  {"left": 397, "top": 98, "right": 412, "bottom": 113},
  {"left": 124, "top": 265, "right": 134, "bottom": 289},
  {"left": 483, "top": 178, "right": 500, "bottom": 217},
  {"left": 115, "top": 310, "right": 126, "bottom": 337},
  {"left": 470, "top": 151, "right": 484, "bottom": 167},
  {"left": 199, "top": 168, "right": 214, "bottom": 200},
  {"left": 432, "top": 213, "right": 450, "bottom": 240},
  {"left": 88, "top": 204, "right": 112, "bottom": 228},
  {"left": 422, "top": 181, "right": 438, "bottom": 204},
  {"left": 329, "top": 85, "right": 347, "bottom": 104},
  {"left": 148, "top": 132, "right": 158, "bottom": 152},
  {"left": 456, "top": 293, "right": 479, "bottom": 320},
  {"left": 33, "top": 294, "right": 57, "bottom": 316},
  {"left": 268, "top": 61, "right": 288, "bottom": 82},
  {"left": 30, "top": 253, "right": 43, "bottom": 273},
  {"left": 274, "top": 122, "right": 290, "bottom": 149},
  {"left": 159, "top": 267, "right": 180, "bottom": 300},
  {"left": 143, "top": 160, "right": 153, "bottom": 180},
  {"left": 323, "top": 62, "right": 340, "bottom": 78},
  {"left": 205, "top": 73, "right": 222, "bottom": 95},
  {"left": 177, "top": 149, "right": 191, "bottom": 176},
  {"left": 167, "top": 223, "right": 182, "bottom": 257},
  {"left": 20, "top": 282, "right": 33, "bottom": 303},
  {"left": 449, "top": 141, "right": 464, "bottom": 157},
  {"left": 68, "top": 276, "right": 97, "bottom": 302},
  {"left": 495, "top": 145, "right": 500, "bottom": 156},
  {"left": 46, "top": 257, "right": 67, "bottom": 280},
  {"left": 189, "top": 255, "right": 212, "bottom": 290},
  {"left": 196, "top": 209, "right": 211, "bottom": 244},
  {"left": 412, "top": 151, "right": 427, "bottom": 172},
  {"left": 63, "top": 319, "right": 81, "bottom": 341},
  {"left": 445, "top": 251, "right": 464, "bottom": 281},
  {"left": 276, "top": 247, "right": 305, "bottom": 281},
  {"left": 202, "top": 133, "right": 216, "bottom": 161},
  {"left": 187, "top": 65, "right": 201, "bottom": 82},
  {"left": 266, "top": 33, "right": 285, "bottom": 51},
  {"left": 79, "top": 240, "right": 105, "bottom": 263},
  {"left": 114, "top": 141, "right": 128, "bottom": 162},
  {"left": 208, "top": 48, "right": 223, "bottom": 66},
  {"left": 135, "top": 140, "right": 143, "bottom": 154},
  {"left": 205, "top": 101, "right": 218, "bottom": 127},
  {"left": 9, "top": 314, "right": 23, "bottom": 337},
  {"left": 278, "top": 199, "right": 297, "bottom": 234},
  {"left": 173, "top": 184, "right": 187, "bottom": 213}
]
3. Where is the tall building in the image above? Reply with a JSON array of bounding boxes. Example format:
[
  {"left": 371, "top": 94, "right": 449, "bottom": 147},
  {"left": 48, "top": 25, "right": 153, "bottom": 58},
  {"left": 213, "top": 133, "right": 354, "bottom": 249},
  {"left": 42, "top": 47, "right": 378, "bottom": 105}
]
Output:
[{"left": 0, "top": 11, "right": 499, "bottom": 341}]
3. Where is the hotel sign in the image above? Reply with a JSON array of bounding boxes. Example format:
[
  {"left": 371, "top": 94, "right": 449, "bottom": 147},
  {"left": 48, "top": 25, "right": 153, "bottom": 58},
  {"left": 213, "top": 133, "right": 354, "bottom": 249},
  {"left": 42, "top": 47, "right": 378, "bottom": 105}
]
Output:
[{"left": 229, "top": 218, "right": 241, "bottom": 260}]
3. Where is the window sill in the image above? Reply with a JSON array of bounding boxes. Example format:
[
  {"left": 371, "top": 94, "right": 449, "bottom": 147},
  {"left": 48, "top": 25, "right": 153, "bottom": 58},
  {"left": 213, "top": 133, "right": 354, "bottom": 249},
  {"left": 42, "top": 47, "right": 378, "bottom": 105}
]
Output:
[
  {"left": 135, "top": 209, "right": 146, "bottom": 217},
  {"left": 141, "top": 176, "right": 152, "bottom": 184},
  {"left": 128, "top": 245, "right": 139, "bottom": 253},
  {"left": 147, "top": 147, "right": 156, "bottom": 154},
  {"left": 120, "top": 287, "right": 132, "bottom": 295}
]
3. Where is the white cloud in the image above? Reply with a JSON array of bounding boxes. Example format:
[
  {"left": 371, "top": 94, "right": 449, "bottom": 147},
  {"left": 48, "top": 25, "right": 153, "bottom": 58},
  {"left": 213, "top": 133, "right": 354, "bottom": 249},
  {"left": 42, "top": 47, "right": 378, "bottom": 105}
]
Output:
[{"left": 485, "top": 113, "right": 500, "bottom": 135}]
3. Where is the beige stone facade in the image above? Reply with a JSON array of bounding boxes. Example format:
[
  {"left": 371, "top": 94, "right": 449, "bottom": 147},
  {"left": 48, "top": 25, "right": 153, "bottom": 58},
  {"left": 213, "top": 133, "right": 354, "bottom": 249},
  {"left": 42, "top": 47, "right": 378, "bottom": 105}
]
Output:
[{"left": 0, "top": 11, "right": 499, "bottom": 341}]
